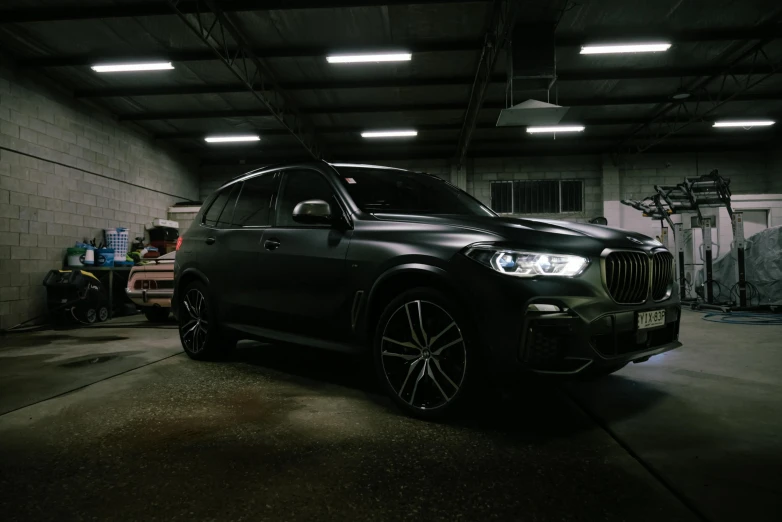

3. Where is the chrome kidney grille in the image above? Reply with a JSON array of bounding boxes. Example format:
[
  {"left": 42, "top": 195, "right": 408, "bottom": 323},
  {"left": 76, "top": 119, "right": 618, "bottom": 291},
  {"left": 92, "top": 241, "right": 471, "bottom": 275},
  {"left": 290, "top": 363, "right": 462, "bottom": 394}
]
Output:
[
  {"left": 604, "top": 251, "right": 674, "bottom": 304},
  {"left": 651, "top": 251, "right": 674, "bottom": 300}
]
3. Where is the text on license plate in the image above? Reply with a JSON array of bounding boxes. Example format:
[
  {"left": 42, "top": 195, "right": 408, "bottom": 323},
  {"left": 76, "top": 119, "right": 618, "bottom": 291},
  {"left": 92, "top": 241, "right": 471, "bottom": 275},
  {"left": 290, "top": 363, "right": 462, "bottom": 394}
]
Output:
[{"left": 638, "top": 309, "right": 666, "bottom": 330}]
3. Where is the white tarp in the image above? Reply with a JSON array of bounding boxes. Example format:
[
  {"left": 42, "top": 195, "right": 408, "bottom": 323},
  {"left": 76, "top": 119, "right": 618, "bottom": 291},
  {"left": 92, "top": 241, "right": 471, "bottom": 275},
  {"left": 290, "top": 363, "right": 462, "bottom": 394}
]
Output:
[{"left": 696, "top": 225, "right": 782, "bottom": 305}]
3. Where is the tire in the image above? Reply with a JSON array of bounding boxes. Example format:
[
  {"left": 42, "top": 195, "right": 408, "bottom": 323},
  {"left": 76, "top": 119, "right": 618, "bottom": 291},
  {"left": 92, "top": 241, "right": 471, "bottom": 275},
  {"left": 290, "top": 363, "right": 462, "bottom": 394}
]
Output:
[
  {"left": 578, "top": 362, "right": 627, "bottom": 380},
  {"left": 84, "top": 307, "right": 97, "bottom": 324},
  {"left": 374, "top": 287, "right": 474, "bottom": 419},
  {"left": 178, "top": 281, "right": 232, "bottom": 360},
  {"left": 97, "top": 306, "right": 109, "bottom": 322},
  {"left": 144, "top": 307, "right": 170, "bottom": 323}
]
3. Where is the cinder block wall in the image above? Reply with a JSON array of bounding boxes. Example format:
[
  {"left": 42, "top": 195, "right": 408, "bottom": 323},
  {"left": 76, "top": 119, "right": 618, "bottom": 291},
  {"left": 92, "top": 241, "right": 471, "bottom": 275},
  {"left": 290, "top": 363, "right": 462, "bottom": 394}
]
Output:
[{"left": 0, "top": 66, "right": 199, "bottom": 330}]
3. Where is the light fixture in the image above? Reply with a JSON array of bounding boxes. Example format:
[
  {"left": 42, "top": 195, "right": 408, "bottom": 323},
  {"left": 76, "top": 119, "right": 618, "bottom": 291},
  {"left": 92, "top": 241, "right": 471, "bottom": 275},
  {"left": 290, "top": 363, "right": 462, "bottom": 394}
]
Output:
[
  {"left": 580, "top": 43, "right": 671, "bottom": 54},
  {"left": 712, "top": 121, "right": 775, "bottom": 128},
  {"left": 526, "top": 125, "right": 585, "bottom": 134},
  {"left": 327, "top": 52, "right": 412, "bottom": 64},
  {"left": 91, "top": 62, "right": 174, "bottom": 73},
  {"left": 204, "top": 135, "right": 261, "bottom": 143},
  {"left": 671, "top": 89, "right": 691, "bottom": 100},
  {"left": 361, "top": 130, "right": 418, "bottom": 138}
]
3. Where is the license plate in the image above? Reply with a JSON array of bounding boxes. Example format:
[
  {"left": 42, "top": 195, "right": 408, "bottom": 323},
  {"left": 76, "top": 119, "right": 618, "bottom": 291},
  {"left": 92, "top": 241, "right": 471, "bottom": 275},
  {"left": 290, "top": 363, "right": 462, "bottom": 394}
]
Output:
[{"left": 638, "top": 309, "right": 666, "bottom": 330}]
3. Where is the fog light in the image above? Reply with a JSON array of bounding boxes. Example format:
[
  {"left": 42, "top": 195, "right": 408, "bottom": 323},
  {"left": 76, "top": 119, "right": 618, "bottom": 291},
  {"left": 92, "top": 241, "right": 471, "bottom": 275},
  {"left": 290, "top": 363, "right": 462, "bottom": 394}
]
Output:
[{"left": 527, "top": 304, "right": 561, "bottom": 312}]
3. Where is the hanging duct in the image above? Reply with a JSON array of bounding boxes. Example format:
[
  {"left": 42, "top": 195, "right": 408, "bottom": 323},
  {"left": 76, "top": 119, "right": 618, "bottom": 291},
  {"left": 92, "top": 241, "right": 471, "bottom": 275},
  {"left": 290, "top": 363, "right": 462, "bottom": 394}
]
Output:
[{"left": 497, "top": 23, "right": 569, "bottom": 127}]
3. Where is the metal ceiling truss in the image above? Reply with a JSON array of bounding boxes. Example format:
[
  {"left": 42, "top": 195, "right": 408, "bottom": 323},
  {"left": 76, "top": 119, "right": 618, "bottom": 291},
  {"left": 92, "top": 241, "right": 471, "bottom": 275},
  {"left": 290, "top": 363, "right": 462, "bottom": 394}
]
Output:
[
  {"left": 18, "top": 41, "right": 482, "bottom": 68},
  {"left": 70, "top": 65, "right": 781, "bottom": 99},
  {"left": 166, "top": 0, "right": 323, "bottom": 158},
  {"left": 455, "top": 0, "right": 520, "bottom": 167},
  {"left": 616, "top": 37, "right": 782, "bottom": 156},
  {"left": 155, "top": 116, "right": 779, "bottom": 141},
  {"left": 1, "top": 0, "right": 490, "bottom": 23},
  {"left": 116, "top": 92, "right": 782, "bottom": 121}
]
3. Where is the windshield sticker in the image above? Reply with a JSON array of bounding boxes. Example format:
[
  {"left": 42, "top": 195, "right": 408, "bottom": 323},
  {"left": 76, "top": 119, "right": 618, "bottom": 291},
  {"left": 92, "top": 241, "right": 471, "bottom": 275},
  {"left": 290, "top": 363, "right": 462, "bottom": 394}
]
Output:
[{"left": 345, "top": 178, "right": 357, "bottom": 184}]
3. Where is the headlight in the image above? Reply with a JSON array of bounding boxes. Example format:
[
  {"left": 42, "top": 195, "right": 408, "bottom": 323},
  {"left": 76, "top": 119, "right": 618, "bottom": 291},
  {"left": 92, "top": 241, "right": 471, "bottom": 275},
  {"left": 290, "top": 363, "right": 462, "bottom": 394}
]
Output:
[{"left": 465, "top": 247, "right": 588, "bottom": 277}]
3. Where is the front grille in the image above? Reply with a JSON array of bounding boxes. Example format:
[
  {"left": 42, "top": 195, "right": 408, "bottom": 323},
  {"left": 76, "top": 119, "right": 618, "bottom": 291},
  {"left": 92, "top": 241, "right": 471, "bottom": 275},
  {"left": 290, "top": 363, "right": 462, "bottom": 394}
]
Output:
[
  {"left": 651, "top": 251, "right": 674, "bottom": 300},
  {"left": 605, "top": 251, "right": 650, "bottom": 303}
]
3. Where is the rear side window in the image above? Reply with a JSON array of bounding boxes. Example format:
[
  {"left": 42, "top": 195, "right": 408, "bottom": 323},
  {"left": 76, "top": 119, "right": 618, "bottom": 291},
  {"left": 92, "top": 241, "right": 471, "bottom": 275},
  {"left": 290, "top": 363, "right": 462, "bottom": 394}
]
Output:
[
  {"left": 202, "top": 183, "right": 240, "bottom": 228},
  {"left": 231, "top": 173, "right": 279, "bottom": 227}
]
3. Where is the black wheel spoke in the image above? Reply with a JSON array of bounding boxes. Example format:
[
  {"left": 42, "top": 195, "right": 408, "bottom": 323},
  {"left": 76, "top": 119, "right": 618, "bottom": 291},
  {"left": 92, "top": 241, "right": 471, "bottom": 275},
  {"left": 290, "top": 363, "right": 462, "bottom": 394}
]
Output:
[
  {"left": 181, "top": 288, "right": 208, "bottom": 354},
  {"left": 381, "top": 300, "right": 466, "bottom": 411}
]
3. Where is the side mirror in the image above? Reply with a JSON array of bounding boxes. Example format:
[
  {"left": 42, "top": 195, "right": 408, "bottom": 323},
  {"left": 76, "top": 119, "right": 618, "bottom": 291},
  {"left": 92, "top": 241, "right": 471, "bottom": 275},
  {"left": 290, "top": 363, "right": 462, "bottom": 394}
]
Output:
[
  {"left": 589, "top": 216, "right": 608, "bottom": 226},
  {"left": 292, "top": 199, "right": 333, "bottom": 225}
]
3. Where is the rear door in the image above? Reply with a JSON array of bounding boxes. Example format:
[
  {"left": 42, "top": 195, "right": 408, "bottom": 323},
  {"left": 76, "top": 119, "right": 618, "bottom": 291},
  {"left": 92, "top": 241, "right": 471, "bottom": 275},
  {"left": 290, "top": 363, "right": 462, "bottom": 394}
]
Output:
[
  {"left": 218, "top": 172, "right": 280, "bottom": 325},
  {"left": 256, "top": 167, "right": 353, "bottom": 340},
  {"left": 195, "top": 182, "right": 242, "bottom": 303}
]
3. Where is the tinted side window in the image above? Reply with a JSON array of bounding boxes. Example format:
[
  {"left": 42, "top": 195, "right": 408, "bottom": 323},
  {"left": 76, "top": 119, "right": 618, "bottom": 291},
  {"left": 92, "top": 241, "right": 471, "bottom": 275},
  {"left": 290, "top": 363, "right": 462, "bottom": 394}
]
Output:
[
  {"left": 231, "top": 173, "right": 279, "bottom": 227},
  {"left": 203, "top": 183, "right": 240, "bottom": 228},
  {"left": 277, "top": 169, "right": 336, "bottom": 227}
]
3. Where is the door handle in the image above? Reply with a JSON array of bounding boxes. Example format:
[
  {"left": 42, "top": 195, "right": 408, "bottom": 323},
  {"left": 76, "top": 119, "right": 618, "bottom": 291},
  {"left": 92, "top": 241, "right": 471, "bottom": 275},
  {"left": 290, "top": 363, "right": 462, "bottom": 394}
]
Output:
[
  {"left": 205, "top": 237, "right": 216, "bottom": 245},
  {"left": 264, "top": 238, "right": 281, "bottom": 251}
]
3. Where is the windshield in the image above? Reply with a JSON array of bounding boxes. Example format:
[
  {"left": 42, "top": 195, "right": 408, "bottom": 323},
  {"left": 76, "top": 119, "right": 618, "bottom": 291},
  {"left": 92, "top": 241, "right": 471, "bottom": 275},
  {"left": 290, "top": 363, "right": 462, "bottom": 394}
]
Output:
[{"left": 335, "top": 166, "right": 496, "bottom": 217}]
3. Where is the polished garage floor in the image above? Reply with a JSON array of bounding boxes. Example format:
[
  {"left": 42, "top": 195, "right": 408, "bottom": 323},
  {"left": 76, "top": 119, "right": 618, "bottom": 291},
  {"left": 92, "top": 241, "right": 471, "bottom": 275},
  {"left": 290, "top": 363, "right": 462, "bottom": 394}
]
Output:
[{"left": 1, "top": 312, "right": 780, "bottom": 522}]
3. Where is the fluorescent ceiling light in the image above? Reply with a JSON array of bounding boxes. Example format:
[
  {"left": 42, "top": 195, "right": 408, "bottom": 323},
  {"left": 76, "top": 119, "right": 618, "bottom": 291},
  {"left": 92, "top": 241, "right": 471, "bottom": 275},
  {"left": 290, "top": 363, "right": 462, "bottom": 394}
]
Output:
[
  {"left": 91, "top": 62, "right": 174, "bottom": 72},
  {"left": 580, "top": 43, "right": 671, "bottom": 54},
  {"left": 204, "top": 135, "right": 261, "bottom": 143},
  {"left": 361, "top": 130, "right": 418, "bottom": 138},
  {"left": 527, "top": 126, "right": 585, "bottom": 134},
  {"left": 713, "top": 120, "right": 775, "bottom": 128},
  {"left": 327, "top": 53, "right": 412, "bottom": 64}
]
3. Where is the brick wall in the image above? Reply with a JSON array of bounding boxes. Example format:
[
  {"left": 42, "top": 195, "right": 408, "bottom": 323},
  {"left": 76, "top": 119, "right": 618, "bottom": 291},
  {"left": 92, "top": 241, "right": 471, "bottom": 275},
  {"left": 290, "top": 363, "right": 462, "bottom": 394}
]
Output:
[{"left": 0, "top": 66, "right": 198, "bottom": 330}]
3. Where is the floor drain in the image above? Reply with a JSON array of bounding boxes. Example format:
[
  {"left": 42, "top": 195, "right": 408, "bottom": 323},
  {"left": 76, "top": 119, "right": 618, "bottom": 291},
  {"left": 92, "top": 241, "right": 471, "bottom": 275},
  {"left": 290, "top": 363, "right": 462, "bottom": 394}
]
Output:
[{"left": 59, "top": 355, "right": 118, "bottom": 368}]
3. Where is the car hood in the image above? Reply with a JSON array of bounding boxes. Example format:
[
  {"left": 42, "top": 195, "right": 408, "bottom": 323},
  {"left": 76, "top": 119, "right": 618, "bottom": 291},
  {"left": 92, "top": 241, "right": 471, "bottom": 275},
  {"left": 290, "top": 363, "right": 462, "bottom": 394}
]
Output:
[{"left": 372, "top": 213, "right": 663, "bottom": 255}]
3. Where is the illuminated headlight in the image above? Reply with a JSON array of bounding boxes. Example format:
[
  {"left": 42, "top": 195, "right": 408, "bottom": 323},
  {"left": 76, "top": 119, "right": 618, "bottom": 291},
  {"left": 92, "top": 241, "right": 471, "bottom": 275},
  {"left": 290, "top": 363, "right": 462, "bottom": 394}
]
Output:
[{"left": 465, "top": 247, "right": 589, "bottom": 277}]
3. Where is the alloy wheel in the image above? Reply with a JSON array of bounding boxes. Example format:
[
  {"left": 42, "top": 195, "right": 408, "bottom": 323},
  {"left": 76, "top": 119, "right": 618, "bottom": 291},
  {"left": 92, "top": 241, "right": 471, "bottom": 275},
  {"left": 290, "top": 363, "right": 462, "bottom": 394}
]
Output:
[
  {"left": 181, "top": 288, "right": 209, "bottom": 354},
  {"left": 380, "top": 300, "right": 467, "bottom": 411}
]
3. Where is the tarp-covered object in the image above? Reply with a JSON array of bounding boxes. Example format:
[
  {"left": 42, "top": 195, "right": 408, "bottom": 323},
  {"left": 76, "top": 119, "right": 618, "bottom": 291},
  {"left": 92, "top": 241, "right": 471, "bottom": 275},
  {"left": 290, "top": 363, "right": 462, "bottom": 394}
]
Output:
[{"left": 696, "top": 225, "right": 782, "bottom": 305}]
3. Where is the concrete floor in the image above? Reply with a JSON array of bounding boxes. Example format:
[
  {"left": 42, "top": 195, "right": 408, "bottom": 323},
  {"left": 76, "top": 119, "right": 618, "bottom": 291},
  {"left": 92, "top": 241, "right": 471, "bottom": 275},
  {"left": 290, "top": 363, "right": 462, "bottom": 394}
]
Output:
[{"left": 0, "top": 311, "right": 780, "bottom": 521}]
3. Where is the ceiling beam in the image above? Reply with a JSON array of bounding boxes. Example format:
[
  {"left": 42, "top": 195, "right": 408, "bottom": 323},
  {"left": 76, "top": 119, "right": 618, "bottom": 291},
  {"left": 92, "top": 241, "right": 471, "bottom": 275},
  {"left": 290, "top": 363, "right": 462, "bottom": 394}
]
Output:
[
  {"left": 155, "top": 117, "right": 749, "bottom": 140},
  {"left": 17, "top": 41, "right": 482, "bottom": 68},
  {"left": 71, "top": 65, "right": 781, "bottom": 99},
  {"left": 117, "top": 92, "right": 782, "bottom": 120},
  {"left": 0, "top": 0, "right": 489, "bottom": 24},
  {"left": 455, "top": 0, "right": 520, "bottom": 167},
  {"left": 17, "top": 22, "right": 782, "bottom": 68}
]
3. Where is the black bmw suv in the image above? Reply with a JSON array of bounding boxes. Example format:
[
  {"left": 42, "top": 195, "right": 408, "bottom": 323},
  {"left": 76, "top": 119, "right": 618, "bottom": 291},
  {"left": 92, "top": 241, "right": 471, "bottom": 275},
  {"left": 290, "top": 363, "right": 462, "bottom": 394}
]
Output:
[{"left": 173, "top": 161, "right": 682, "bottom": 418}]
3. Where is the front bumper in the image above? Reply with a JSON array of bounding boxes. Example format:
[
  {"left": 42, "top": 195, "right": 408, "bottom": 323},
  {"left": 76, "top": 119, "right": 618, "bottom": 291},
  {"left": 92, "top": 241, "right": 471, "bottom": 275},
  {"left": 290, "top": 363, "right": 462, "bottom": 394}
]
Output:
[{"left": 450, "top": 253, "right": 682, "bottom": 375}]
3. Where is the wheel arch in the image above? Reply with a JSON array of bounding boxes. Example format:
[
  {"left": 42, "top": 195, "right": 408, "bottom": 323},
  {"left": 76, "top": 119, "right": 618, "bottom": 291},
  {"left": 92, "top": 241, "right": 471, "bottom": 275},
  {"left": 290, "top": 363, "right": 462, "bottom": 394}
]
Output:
[
  {"left": 173, "top": 268, "right": 210, "bottom": 319},
  {"left": 361, "top": 263, "right": 465, "bottom": 344}
]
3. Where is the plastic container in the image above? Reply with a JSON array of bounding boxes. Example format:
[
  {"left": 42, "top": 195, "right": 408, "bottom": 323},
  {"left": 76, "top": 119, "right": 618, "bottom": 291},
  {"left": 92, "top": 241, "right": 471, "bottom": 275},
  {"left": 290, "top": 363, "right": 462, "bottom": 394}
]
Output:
[
  {"left": 83, "top": 248, "right": 95, "bottom": 266},
  {"left": 95, "top": 248, "right": 115, "bottom": 267},
  {"left": 104, "top": 228, "right": 129, "bottom": 257},
  {"left": 67, "top": 247, "right": 87, "bottom": 267}
]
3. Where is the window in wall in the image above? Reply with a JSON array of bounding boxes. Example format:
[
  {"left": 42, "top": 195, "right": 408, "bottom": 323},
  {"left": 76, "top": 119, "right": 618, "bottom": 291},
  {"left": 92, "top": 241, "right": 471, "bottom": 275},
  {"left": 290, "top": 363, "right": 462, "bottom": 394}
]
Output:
[
  {"left": 490, "top": 181, "right": 513, "bottom": 213},
  {"left": 231, "top": 173, "right": 279, "bottom": 227},
  {"left": 489, "top": 179, "right": 584, "bottom": 214},
  {"left": 560, "top": 180, "right": 585, "bottom": 213}
]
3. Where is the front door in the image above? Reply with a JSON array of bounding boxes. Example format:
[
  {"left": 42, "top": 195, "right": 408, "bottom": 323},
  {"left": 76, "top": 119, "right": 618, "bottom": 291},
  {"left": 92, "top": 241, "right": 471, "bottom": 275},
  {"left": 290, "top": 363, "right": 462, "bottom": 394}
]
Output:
[{"left": 257, "top": 168, "right": 353, "bottom": 340}]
